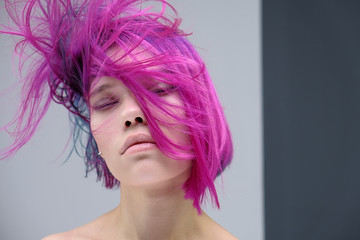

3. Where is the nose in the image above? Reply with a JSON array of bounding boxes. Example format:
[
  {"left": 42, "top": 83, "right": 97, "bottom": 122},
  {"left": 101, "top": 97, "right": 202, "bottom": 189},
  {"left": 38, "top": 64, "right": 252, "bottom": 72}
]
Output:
[
  {"left": 122, "top": 94, "right": 147, "bottom": 129},
  {"left": 125, "top": 116, "right": 145, "bottom": 127}
]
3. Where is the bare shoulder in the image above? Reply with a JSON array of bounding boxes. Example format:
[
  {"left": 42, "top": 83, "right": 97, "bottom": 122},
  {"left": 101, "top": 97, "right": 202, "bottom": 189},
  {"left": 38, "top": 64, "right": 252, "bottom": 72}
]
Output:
[
  {"left": 41, "top": 229, "right": 95, "bottom": 240},
  {"left": 210, "top": 226, "right": 239, "bottom": 240},
  {"left": 41, "top": 223, "right": 99, "bottom": 240},
  {"left": 41, "top": 231, "right": 73, "bottom": 240},
  {"left": 221, "top": 231, "right": 239, "bottom": 240},
  {"left": 200, "top": 212, "right": 239, "bottom": 240},
  {"left": 42, "top": 211, "right": 113, "bottom": 240}
]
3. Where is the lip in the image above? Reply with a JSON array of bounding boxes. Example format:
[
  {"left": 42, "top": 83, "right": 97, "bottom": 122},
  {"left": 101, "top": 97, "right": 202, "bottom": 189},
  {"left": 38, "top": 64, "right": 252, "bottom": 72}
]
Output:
[{"left": 121, "top": 133, "right": 156, "bottom": 155}]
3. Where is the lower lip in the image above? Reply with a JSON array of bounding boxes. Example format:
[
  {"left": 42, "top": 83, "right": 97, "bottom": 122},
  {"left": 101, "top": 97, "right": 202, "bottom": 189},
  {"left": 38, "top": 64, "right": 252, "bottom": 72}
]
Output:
[{"left": 123, "top": 143, "right": 157, "bottom": 154}]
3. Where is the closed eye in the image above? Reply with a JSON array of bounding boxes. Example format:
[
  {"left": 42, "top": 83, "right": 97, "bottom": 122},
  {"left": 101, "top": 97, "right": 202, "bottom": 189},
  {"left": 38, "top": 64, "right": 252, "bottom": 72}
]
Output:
[
  {"left": 92, "top": 97, "right": 119, "bottom": 111},
  {"left": 150, "top": 85, "right": 176, "bottom": 96}
]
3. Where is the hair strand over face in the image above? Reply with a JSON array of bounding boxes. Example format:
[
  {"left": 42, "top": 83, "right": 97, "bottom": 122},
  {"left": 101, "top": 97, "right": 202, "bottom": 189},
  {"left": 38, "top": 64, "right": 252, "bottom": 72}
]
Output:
[{"left": 0, "top": 0, "right": 233, "bottom": 213}]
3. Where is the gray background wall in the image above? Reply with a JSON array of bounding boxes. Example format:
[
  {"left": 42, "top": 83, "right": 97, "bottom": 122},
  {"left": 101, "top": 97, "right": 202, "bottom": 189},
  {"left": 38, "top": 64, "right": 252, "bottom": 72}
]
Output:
[
  {"left": 0, "top": 0, "right": 262, "bottom": 239},
  {"left": 263, "top": 1, "right": 360, "bottom": 239}
]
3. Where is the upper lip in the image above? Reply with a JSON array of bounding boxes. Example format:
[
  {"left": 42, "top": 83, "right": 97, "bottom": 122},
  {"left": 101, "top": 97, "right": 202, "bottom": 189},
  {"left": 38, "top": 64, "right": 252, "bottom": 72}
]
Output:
[{"left": 121, "top": 133, "right": 156, "bottom": 154}]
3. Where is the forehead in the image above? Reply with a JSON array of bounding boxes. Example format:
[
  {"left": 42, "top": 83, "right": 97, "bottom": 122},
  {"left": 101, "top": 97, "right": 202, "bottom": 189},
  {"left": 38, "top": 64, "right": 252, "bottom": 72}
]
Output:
[
  {"left": 90, "top": 45, "right": 156, "bottom": 91},
  {"left": 107, "top": 42, "right": 156, "bottom": 65},
  {"left": 90, "top": 73, "right": 166, "bottom": 100},
  {"left": 90, "top": 77, "right": 123, "bottom": 96},
  {"left": 92, "top": 42, "right": 176, "bottom": 88}
]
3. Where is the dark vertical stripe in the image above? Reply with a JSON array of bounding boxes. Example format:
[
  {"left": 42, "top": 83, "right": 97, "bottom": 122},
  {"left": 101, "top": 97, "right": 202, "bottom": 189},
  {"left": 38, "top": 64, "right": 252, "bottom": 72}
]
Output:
[{"left": 263, "top": 1, "right": 360, "bottom": 240}]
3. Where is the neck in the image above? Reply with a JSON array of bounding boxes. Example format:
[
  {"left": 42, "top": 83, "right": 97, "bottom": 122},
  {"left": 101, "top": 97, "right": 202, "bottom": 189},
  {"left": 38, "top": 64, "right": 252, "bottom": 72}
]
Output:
[{"left": 111, "top": 172, "right": 206, "bottom": 240}]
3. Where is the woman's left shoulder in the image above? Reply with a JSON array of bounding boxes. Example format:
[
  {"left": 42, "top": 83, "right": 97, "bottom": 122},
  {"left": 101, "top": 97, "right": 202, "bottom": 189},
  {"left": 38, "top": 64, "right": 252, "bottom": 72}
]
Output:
[
  {"left": 200, "top": 213, "right": 239, "bottom": 240},
  {"left": 211, "top": 227, "right": 239, "bottom": 240}
]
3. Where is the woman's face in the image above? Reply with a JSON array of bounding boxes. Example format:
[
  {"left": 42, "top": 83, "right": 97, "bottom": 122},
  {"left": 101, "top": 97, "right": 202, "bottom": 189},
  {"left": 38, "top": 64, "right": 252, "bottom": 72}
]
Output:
[{"left": 89, "top": 75, "right": 193, "bottom": 189}]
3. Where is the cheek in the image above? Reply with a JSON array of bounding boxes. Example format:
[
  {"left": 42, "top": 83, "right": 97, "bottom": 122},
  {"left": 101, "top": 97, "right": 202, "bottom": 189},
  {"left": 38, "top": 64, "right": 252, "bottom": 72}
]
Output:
[
  {"left": 155, "top": 94, "right": 192, "bottom": 146},
  {"left": 91, "top": 119, "right": 125, "bottom": 182},
  {"left": 160, "top": 122, "right": 191, "bottom": 147},
  {"left": 90, "top": 114, "right": 120, "bottom": 157},
  {"left": 91, "top": 118, "right": 107, "bottom": 151}
]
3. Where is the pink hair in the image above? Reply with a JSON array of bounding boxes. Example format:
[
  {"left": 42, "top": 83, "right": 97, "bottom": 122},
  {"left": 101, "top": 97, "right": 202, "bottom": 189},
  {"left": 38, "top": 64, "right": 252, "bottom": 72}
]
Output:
[{"left": 0, "top": 0, "right": 233, "bottom": 213}]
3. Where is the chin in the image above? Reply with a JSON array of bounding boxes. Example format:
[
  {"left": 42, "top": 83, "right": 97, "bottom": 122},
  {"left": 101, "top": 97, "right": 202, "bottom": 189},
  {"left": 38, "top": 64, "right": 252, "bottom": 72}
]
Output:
[{"left": 119, "top": 164, "right": 192, "bottom": 191}]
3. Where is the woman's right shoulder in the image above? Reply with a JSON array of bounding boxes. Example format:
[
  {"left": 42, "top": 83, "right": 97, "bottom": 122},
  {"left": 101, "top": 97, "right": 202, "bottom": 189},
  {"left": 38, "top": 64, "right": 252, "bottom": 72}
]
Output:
[
  {"left": 41, "top": 213, "right": 109, "bottom": 240},
  {"left": 41, "top": 222, "right": 100, "bottom": 240},
  {"left": 42, "top": 232, "right": 71, "bottom": 240},
  {"left": 41, "top": 230, "right": 93, "bottom": 240}
]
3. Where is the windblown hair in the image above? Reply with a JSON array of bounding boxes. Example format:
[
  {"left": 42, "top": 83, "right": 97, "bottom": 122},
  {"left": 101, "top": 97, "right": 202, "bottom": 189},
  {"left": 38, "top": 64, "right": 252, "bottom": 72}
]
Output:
[{"left": 0, "top": 0, "right": 233, "bottom": 213}]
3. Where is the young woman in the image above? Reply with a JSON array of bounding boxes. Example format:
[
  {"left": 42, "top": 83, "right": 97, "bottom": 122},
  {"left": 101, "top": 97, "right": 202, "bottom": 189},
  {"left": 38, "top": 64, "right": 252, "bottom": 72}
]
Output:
[{"left": 1, "top": 0, "right": 237, "bottom": 239}]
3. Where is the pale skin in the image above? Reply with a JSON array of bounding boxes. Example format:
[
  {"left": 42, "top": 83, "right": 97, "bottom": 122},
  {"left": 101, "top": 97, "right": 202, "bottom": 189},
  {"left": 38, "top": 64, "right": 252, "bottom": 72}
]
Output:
[{"left": 43, "top": 51, "right": 238, "bottom": 240}]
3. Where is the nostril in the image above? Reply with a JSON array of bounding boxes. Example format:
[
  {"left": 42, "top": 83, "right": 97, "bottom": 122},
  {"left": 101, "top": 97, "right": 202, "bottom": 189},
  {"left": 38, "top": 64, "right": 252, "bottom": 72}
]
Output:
[
  {"left": 125, "top": 120, "right": 131, "bottom": 127},
  {"left": 135, "top": 117, "right": 143, "bottom": 123}
]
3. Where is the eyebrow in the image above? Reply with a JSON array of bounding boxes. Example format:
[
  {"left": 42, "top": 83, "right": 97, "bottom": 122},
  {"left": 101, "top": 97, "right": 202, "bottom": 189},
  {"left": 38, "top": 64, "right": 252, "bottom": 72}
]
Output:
[{"left": 90, "top": 83, "right": 114, "bottom": 98}]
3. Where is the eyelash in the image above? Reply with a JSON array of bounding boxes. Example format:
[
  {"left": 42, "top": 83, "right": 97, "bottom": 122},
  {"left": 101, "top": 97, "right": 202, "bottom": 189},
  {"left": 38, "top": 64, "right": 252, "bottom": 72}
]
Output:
[
  {"left": 92, "top": 85, "right": 176, "bottom": 110},
  {"left": 150, "top": 85, "right": 176, "bottom": 96},
  {"left": 93, "top": 98, "right": 119, "bottom": 111}
]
